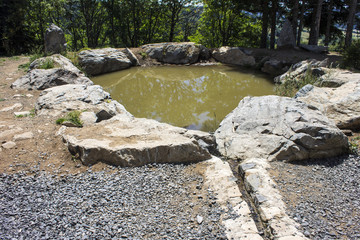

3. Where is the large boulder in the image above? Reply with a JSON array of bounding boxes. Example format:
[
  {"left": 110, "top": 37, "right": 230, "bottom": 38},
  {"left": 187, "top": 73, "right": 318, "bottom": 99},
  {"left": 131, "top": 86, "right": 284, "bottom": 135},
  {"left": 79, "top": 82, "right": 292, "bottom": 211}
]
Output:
[
  {"left": 29, "top": 54, "right": 81, "bottom": 73},
  {"left": 142, "top": 42, "right": 207, "bottom": 64},
  {"left": 44, "top": 24, "right": 66, "bottom": 54},
  {"left": 35, "top": 84, "right": 131, "bottom": 119},
  {"left": 295, "top": 73, "right": 360, "bottom": 130},
  {"left": 215, "top": 96, "right": 348, "bottom": 161},
  {"left": 62, "top": 116, "right": 212, "bottom": 167},
  {"left": 212, "top": 46, "right": 256, "bottom": 67},
  {"left": 11, "top": 69, "right": 92, "bottom": 90},
  {"left": 274, "top": 59, "right": 329, "bottom": 84},
  {"left": 277, "top": 19, "right": 296, "bottom": 49},
  {"left": 11, "top": 55, "right": 92, "bottom": 90},
  {"left": 78, "top": 48, "right": 132, "bottom": 76}
]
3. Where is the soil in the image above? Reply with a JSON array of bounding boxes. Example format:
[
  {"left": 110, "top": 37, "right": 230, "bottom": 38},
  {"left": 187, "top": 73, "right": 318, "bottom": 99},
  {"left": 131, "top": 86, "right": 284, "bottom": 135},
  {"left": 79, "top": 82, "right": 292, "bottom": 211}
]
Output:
[{"left": 0, "top": 56, "right": 109, "bottom": 175}]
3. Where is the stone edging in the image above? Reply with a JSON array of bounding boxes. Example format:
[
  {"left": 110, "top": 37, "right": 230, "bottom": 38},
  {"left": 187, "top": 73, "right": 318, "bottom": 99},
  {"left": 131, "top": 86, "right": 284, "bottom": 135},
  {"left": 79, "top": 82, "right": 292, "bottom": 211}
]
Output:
[
  {"left": 239, "top": 158, "right": 308, "bottom": 240},
  {"left": 201, "top": 156, "right": 263, "bottom": 240}
]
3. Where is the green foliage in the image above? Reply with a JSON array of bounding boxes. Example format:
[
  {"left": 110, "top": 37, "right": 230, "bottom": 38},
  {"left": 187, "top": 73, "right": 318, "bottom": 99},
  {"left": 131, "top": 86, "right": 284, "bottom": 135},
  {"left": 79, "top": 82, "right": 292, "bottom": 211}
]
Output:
[
  {"left": 191, "top": 0, "right": 261, "bottom": 48},
  {"left": 275, "top": 68, "right": 320, "bottom": 97},
  {"left": 0, "top": 98, "right": 5, "bottom": 102},
  {"left": 341, "top": 40, "right": 360, "bottom": 70},
  {"left": 349, "top": 136, "right": 360, "bottom": 155},
  {"left": 56, "top": 110, "right": 83, "bottom": 127},
  {"left": 37, "top": 58, "right": 55, "bottom": 69},
  {"left": 18, "top": 53, "right": 43, "bottom": 71},
  {"left": 139, "top": 52, "right": 148, "bottom": 60}
]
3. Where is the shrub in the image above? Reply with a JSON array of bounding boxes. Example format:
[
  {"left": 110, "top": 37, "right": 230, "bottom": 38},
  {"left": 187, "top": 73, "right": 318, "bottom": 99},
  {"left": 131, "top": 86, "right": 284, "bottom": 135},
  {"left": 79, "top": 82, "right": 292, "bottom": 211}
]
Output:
[
  {"left": 38, "top": 57, "right": 55, "bottom": 69},
  {"left": 341, "top": 40, "right": 360, "bottom": 70}
]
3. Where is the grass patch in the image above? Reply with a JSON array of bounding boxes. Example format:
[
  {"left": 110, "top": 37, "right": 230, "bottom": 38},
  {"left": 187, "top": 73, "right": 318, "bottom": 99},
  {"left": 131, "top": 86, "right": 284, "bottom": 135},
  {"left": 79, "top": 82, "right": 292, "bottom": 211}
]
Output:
[
  {"left": 349, "top": 136, "right": 360, "bottom": 155},
  {"left": 18, "top": 53, "right": 43, "bottom": 71},
  {"left": 0, "top": 98, "right": 5, "bottom": 102},
  {"left": 37, "top": 57, "right": 55, "bottom": 69},
  {"left": 139, "top": 51, "right": 148, "bottom": 60},
  {"left": 56, "top": 110, "right": 83, "bottom": 127},
  {"left": 275, "top": 68, "right": 320, "bottom": 97}
]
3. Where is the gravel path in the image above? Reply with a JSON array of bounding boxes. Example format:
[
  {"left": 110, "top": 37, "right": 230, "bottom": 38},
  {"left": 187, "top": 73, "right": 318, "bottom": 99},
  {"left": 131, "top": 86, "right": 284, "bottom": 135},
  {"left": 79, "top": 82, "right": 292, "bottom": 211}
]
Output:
[
  {"left": 270, "top": 154, "right": 360, "bottom": 240},
  {"left": 0, "top": 164, "right": 226, "bottom": 239}
]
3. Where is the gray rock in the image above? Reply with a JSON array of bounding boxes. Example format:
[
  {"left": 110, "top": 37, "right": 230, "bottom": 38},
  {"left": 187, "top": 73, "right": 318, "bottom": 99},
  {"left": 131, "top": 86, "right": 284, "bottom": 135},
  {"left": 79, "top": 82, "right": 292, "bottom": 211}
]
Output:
[
  {"left": 11, "top": 68, "right": 93, "bottom": 90},
  {"left": 35, "top": 84, "right": 131, "bottom": 118},
  {"left": 80, "top": 112, "right": 98, "bottom": 126},
  {"left": 277, "top": 19, "right": 296, "bottom": 49},
  {"left": 215, "top": 96, "right": 348, "bottom": 161},
  {"left": 14, "top": 111, "right": 31, "bottom": 117},
  {"left": 29, "top": 54, "right": 82, "bottom": 74},
  {"left": 62, "top": 116, "right": 211, "bottom": 166},
  {"left": 261, "top": 59, "right": 286, "bottom": 76},
  {"left": 300, "top": 44, "right": 328, "bottom": 54},
  {"left": 212, "top": 46, "right": 255, "bottom": 67},
  {"left": 142, "top": 42, "right": 206, "bottom": 64},
  {"left": 295, "top": 73, "right": 360, "bottom": 130},
  {"left": 44, "top": 24, "right": 66, "bottom": 54},
  {"left": 122, "top": 48, "right": 140, "bottom": 66},
  {"left": 275, "top": 59, "right": 329, "bottom": 84},
  {"left": 78, "top": 48, "right": 132, "bottom": 76}
]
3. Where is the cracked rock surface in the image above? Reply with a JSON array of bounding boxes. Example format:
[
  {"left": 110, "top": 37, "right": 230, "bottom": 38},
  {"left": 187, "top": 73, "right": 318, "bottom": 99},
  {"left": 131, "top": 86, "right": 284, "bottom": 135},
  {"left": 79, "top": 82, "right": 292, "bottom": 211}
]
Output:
[{"left": 215, "top": 95, "right": 348, "bottom": 161}]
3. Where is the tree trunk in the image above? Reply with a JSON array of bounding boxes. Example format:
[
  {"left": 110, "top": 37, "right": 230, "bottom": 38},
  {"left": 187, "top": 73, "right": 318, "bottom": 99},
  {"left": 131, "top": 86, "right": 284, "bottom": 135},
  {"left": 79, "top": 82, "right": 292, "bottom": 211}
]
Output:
[
  {"left": 308, "top": 0, "right": 324, "bottom": 45},
  {"left": 324, "top": 0, "right": 333, "bottom": 46},
  {"left": 297, "top": 1, "right": 305, "bottom": 45},
  {"left": 345, "top": 0, "right": 358, "bottom": 47},
  {"left": 292, "top": 0, "right": 299, "bottom": 40},
  {"left": 260, "top": 0, "right": 269, "bottom": 48},
  {"left": 270, "top": 0, "right": 277, "bottom": 49}
]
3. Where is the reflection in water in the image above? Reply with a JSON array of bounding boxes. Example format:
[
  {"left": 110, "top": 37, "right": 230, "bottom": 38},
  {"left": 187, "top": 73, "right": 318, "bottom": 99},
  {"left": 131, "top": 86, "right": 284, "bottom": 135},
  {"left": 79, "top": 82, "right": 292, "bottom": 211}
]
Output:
[{"left": 92, "top": 65, "right": 275, "bottom": 132}]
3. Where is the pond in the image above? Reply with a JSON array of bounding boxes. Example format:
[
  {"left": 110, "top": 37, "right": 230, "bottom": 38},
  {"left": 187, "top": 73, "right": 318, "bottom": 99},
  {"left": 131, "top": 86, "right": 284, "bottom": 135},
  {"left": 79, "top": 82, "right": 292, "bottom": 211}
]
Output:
[{"left": 92, "top": 65, "right": 275, "bottom": 132}]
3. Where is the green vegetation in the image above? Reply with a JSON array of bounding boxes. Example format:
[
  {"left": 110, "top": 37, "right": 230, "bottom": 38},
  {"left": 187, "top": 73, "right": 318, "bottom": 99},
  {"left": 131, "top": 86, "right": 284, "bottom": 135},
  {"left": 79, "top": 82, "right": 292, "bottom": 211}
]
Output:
[
  {"left": 349, "top": 136, "right": 360, "bottom": 155},
  {"left": 139, "top": 52, "right": 148, "bottom": 60},
  {"left": 56, "top": 110, "right": 83, "bottom": 127},
  {"left": 1, "top": 1, "right": 358, "bottom": 55},
  {"left": 275, "top": 68, "right": 320, "bottom": 97},
  {"left": 341, "top": 40, "right": 360, "bottom": 70},
  {"left": 37, "top": 57, "right": 55, "bottom": 69},
  {"left": 0, "top": 98, "right": 5, "bottom": 102}
]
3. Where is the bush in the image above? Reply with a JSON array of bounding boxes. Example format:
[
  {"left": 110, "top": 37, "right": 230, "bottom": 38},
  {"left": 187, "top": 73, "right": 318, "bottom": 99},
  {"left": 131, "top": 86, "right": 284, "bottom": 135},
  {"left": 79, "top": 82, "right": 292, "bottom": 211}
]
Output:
[{"left": 341, "top": 40, "right": 360, "bottom": 70}]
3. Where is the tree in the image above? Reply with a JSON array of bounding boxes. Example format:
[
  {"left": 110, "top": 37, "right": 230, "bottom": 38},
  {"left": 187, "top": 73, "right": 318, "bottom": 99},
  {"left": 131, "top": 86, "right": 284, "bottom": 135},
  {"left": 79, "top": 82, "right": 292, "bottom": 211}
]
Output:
[
  {"left": 345, "top": 0, "right": 358, "bottom": 47},
  {"left": 308, "top": 0, "right": 324, "bottom": 45}
]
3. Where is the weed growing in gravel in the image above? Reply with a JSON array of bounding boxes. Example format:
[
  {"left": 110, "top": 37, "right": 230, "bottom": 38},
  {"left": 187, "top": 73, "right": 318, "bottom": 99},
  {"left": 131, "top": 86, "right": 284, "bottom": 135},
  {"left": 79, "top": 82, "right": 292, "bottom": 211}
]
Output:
[
  {"left": 349, "top": 136, "right": 360, "bottom": 155},
  {"left": 139, "top": 51, "right": 148, "bottom": 59},
  {"left": 56, "top": 110, "right": 83, "bottom": 127},
  {"left": 0, "top": 98, "right": 5, "bottom": 102}
]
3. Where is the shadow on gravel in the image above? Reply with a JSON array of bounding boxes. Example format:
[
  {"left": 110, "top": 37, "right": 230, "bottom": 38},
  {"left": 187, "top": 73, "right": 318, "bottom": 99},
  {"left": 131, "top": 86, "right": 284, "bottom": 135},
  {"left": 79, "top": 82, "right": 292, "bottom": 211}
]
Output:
[{"left": 285, "top": 154, "right": 352, "bottom": 167}]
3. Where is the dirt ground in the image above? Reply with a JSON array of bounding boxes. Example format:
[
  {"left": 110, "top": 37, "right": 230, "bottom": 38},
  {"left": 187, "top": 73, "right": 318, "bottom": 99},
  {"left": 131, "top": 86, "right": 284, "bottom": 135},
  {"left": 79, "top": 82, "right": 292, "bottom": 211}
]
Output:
[{"left": 0, "top": 56, "right": 112, "bottom": 175}]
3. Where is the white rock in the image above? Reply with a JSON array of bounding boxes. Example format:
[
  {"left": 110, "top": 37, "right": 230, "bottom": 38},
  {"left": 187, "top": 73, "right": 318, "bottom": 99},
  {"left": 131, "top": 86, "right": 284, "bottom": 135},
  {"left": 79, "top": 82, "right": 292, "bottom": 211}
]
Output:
[
  {"left": 212, "top": 46, "right": 255, "bottom": 67},
  {"left": 13, "top": 132, "right": 34, "bottom": 141},
  {"left": 0, "top": 103, "right": 22, "bottom": 112},
  {"left": 2, "top": 141, "right": 16, "bottom": 149}
]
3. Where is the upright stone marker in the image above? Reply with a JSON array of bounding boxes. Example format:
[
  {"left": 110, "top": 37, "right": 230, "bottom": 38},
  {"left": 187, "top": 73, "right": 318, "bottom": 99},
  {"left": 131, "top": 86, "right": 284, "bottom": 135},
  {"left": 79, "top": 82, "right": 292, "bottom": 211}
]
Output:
[
  {"left": 44, "top": 24, "right": 66, "bottom": 54},
  {"left": 277, "top": 19, "right": 296, "bottom": 49}
]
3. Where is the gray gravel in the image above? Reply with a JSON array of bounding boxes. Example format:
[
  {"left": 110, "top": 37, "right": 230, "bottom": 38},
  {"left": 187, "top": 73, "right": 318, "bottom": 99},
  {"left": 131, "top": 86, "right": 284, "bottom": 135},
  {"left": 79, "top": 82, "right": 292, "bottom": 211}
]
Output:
[
  {"left": 0, "top": 164, "right": 226, "bottom": 239},
  {"left": 271, "top": 154, "right": 360, "bottom": 240}
]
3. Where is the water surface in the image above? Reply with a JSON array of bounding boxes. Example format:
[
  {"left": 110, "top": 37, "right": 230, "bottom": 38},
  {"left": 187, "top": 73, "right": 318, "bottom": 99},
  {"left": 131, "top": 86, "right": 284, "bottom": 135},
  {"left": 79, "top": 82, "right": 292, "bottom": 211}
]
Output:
[{"left": 92, "top": 65, "right": 274, "bottom": 132}]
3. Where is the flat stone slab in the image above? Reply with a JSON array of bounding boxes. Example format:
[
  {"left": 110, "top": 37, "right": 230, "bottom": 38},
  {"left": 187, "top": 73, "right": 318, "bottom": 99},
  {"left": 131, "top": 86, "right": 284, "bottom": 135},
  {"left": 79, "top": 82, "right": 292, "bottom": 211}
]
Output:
[
  {"left": 202, "top": 157, "right": 263, "bottom": 240},
  {"left": 239, "top": 158, "right": 308, "bottom": 239},
  {"left": 62, "top": 116, "right": 212, "bottom": 167}
]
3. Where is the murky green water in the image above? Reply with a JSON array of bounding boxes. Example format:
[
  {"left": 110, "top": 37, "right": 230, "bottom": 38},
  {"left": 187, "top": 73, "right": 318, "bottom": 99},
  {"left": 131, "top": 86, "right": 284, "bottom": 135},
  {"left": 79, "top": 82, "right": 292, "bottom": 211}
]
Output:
[{"left": 92, "top": 65, "right": 274, "bottom": 132}]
